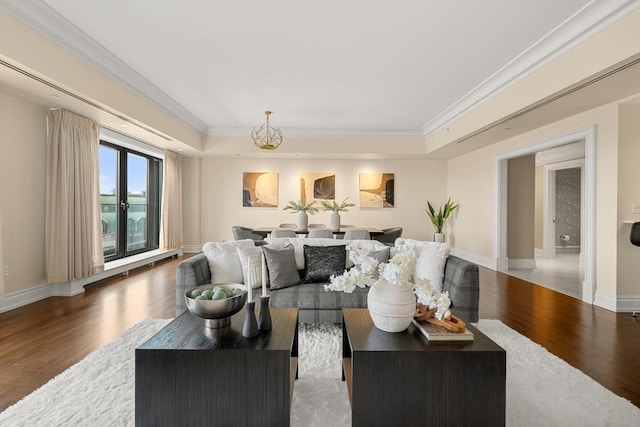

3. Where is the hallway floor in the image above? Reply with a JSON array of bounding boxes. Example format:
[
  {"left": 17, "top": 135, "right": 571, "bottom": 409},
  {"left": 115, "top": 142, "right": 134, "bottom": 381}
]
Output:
[{"left": 507, "top": 253, "right": 582, "bottom": 299}]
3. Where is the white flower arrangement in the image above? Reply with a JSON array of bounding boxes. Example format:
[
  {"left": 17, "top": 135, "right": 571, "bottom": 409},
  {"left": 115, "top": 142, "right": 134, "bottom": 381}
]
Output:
[{"left": 325, "top": 241, "right": 452, "bottom": 320}]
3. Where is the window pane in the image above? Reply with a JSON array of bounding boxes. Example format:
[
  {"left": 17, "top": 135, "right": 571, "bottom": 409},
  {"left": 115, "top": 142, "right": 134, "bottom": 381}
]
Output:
[
  {"left": 127, "top": 153, "right": 148, "bottom": 252},
  {"left": 99, "top": 145, "right": 118, "bottom": 257}
]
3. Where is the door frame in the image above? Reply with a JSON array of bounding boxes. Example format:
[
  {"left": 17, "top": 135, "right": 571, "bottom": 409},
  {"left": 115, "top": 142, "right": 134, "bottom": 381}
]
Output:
[{"left": 495, "top": 125, "right": 596, "bottom": 304}]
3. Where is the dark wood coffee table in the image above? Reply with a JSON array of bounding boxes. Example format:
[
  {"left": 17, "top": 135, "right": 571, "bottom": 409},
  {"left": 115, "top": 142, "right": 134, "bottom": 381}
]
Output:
[
  {"left": 135, "top": 307, "right": 298, "bottom": 426},
  {"left": 342, "top": 308, "right": 506, "bottom": 426}
]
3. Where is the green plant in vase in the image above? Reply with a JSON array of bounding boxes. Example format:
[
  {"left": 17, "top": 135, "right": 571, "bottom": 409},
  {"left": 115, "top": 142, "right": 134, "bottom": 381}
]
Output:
[
  {"left": 425, "top": 197, "right": 459, "bottom": 242},
  {"left": 283, "top": 200, "right": 319, "bottom": 230},
  {"left": 321, "top": 198, "right": 355, "bottom": 231}
]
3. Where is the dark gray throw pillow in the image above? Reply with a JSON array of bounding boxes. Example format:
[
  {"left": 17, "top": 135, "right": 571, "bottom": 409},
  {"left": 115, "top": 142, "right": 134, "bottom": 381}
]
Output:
[
  {"left": 302, "top": 245, "right": 347, "bottom": 283},
  {"left": 263, "top": 244, "right": 300, "bottom": 290}
]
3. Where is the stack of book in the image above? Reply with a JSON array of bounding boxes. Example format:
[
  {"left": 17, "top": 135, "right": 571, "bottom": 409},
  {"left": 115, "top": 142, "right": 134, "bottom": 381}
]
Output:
[{"left": 412, "top": 318, "right": 474, "bottom": 341}]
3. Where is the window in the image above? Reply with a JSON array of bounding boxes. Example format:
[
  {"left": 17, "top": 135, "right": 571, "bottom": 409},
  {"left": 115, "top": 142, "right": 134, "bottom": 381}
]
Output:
[{"left": 99, "top": 138, "right": 162, "bottom": 261}]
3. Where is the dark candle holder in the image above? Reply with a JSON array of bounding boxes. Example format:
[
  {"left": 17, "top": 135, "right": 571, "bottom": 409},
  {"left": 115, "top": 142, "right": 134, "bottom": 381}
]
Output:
[
  {"left": 258, "top": 296, "right": 272, "bottom": 331},
  {"left": 242, "top": 301, "right": 258, "bottom": 338}
]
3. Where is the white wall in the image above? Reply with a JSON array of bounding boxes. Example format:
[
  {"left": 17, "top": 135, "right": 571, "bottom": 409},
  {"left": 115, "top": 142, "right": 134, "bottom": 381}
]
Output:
[
  {"left": 183, "top": 157, "right": 447, "bottom": 245},
  {"left": 0, "top": 92, "right": 48, "bottom": 295}
]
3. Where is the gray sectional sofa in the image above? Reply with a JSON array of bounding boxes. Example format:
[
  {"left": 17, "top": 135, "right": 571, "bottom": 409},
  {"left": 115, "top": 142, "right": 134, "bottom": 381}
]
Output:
[{"left": 176, "top": 239, "right": 480, "bottom": 323}]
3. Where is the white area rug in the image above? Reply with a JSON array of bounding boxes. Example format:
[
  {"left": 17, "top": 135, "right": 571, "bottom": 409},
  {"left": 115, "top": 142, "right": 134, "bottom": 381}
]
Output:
[{"left": 1, "top": 319, "right": 638, "bottom": 426}]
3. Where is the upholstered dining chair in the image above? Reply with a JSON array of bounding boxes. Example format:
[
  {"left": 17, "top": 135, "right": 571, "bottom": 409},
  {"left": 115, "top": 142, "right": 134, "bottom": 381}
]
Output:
[
  {"left": 341, "top": 224, "right": 355, "bottom": 228},
  {"left": 631, "top": 222, "right": 640, "bottom": 247},
  {"left": 308, "top": 224, "right": 327, "bottom": 229},
  {"left": 373, "top": 227, "right": 403, "bottom": 246},
  {"left": 343, "top": 229, "right": 371, "bottom": 240},
  {"left": 231, "top": 226, "right": 266, "bottom": 244},
  {"left": 270, "top": 229, "right": 297, "bottom": 238},
  {"left": 278, "top": 223, "right": 297, "bottom": 229},
  {"left": 307, "top": 229, "right": 334, "bottom": 239}
]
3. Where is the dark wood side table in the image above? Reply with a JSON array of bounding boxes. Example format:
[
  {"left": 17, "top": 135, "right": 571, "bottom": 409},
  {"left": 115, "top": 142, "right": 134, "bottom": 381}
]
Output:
[
  {"left": 136, "top": 308, "right": 299, "bottom": 427},
  {"left": 342, "top": 308, "right": 506, "bottom": 427}
]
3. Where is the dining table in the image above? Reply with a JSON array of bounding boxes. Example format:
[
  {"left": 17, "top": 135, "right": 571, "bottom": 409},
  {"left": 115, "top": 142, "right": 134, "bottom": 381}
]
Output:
[{"left": 252, "top": 227, "right": 383, "bottom": 238}]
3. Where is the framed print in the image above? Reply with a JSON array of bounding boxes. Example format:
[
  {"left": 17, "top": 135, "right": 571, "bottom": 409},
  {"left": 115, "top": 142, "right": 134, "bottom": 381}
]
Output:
[
  {"left": 300, "top": 172, "right": 335, "bottom": 204},
  {"left": 242, "top": 172, "right": 278, "bottom": 207},
  {"left": 359, "top": 173, "right": 394, "bottom": 208}
]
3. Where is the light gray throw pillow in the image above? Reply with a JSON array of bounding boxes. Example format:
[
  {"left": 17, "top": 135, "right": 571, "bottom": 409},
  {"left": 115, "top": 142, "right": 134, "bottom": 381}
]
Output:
[{"left": 263, "top": 244, "right": 300, "bottom": 290}]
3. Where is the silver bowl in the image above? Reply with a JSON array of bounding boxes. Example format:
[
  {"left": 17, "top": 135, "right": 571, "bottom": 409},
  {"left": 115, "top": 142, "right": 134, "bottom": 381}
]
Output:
[{"left": 185, "top": 283, "right": 248, "bottom": 328}]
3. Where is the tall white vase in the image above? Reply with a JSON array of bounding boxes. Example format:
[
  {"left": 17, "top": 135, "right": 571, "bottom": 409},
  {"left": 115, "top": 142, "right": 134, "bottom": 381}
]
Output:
[
  {"left": 330, "top": 212, "right": 341, "bottom": 231},
  {"left": 297, "top": 211, "right": 308, "bottom": 231},
  {"left": 367, "top": 278, "right": 416, "bottom": 333},
  {"left": 434, "top": 232, "right": 445, "bottom": 243}
]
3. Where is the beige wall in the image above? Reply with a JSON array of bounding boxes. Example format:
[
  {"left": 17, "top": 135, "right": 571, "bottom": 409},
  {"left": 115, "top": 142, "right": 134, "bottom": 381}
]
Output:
[
  {"left": 0, "top": 92, "right": 47, "bottom": 294},
  {"left": 507, "top": 155, "right": 535, "bottom": 260},
  {"left": 183, "top": 157, "right": 447, "bottom": 245},
  {"left": 447, "top": 98, "right": 626, "bottom": 298},
  {"left": 617, "top": 104, "right": 640, "bottom": 297}
]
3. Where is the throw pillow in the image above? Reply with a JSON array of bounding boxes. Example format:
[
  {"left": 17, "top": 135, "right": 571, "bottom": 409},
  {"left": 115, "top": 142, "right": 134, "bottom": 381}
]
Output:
[
  {"left": 396, "top": 238, "right": 450, "bottom": 292},
  {"left": 302, "top": 245, "right": 347, "bottom": 283},
  {"left": 235, "top": 246, "right": 266, "bottom": 289},
  {"left": 264, "top": 237, "right": 347, "bottom": 269},
  {"left": 202, "top": 240, "right": 255, "bottom": 284},
  {"left": 263, "top": 244, "right": 300, "bottom": 290}
]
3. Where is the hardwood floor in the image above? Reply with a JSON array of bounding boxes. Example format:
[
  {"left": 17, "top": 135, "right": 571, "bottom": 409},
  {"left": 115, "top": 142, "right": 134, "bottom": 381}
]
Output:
[{"left": 0, "top": 254, "right": 638, "bottom": 412}]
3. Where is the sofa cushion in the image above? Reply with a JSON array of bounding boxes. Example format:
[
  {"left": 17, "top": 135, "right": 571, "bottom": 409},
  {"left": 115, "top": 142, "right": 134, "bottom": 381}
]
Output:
[
  {"left": 235, "top": 246, "right": 265, "bottom": 289},
  {"left": 302, "top": 245, "right": 347, "bottom": 283},
  {"left": 263, "top": 244, "right": 300, "bottom": 290},
  {"left": 202, "top": 240, "right": 255, "bottom": 284},
  {"left": 264, "top": 237, "right": 387, "bottom": 269},
  {"left": 395, "top": 238, "right": 450, "bottom": 292}
]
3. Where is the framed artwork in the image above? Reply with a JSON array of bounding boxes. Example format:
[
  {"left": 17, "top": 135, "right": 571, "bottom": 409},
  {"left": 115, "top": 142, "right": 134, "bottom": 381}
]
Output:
[
  {"left": 300, "top": 172, "right": 335, "bottom": 204},
  {"left": 359, "top": 173, "right": 395, "bottom": 208},
  {"left": 242, "top": 172, "right": 278, "bottom": 207}
]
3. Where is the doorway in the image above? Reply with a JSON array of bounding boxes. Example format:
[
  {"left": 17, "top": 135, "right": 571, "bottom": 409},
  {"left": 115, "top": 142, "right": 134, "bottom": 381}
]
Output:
[{"left": 495, "top": 126, "right": 596, "bottom": 304}]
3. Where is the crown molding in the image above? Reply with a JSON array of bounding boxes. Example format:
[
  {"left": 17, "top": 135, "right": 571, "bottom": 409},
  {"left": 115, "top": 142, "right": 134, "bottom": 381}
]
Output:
[
  {"left": 1, "top": 0, "right": 208, "bottom": 134},
  {"left": 422, "top": 0, "right": 640, "bottom": 136},
  {"left": 207, "top": 126, "right": 425, "bottom": 138}
]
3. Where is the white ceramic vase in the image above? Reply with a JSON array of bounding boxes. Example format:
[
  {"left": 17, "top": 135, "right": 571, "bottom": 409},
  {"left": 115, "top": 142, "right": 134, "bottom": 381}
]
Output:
[
  {"left": 434, "top": 232, "right": 445, "bottom": 243},
  {"left": 297, "top": 211, "right": 308, "bottom": 231},
  {"left": 367, "top": 278, "right": 416, "bottom": 333},
  {"left": 330, "top": 212, "right": 341, "bottom": 231}
]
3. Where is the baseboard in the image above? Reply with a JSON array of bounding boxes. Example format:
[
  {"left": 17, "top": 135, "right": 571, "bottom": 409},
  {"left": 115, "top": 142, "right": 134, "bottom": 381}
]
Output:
[
  {"left": 183, "top": 245, "right": 202, "bottom": 253},
  {"left": 594, "top": 291, "right": 617, "bottom": 312},
  {"left": 616, "top": 295, "right": 640, "bottom": 313},
  {"left": 0, "top": 282, "right": 52, "bottom": 314},
  {"left": 534, "top": 248, "right": 543, "bottom": 258},
  {"left": 449, "top": 248, "right": 496, "bottom": 270},
  {"left": 508, "top": 258, "right": 537, "bottom": 269},
  {"left": 1, "top": 249, "right": 181, "bottom": 313}
]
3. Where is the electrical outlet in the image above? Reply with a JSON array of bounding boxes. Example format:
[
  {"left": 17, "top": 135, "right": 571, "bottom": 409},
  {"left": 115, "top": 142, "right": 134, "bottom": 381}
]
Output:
[
  {"left": 632, "top": 202, "right": 640, "bottom": 214},
  {"left": 2, "top": 265, "right": 8, "bottom": 277}
]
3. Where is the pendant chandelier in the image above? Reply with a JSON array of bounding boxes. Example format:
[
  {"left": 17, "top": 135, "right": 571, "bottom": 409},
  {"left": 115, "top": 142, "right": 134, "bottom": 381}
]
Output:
[{"left": 251, "top": 110, "right": 283, "bottom": 150}]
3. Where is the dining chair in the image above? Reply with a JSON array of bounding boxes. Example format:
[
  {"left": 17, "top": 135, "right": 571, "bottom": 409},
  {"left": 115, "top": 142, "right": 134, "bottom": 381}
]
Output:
[
  {"left": 307, "top": 229, "right": 334, "bottom": 239},
  {"left": 308, "top": 224, "right": 327, "bottom": 229},
  {"left": 278, "top": 223, "right": 297, "bottom": 229},
  {"left": 343, "top": 229, "right": 371, "bottom": 240},
  {"left": 373, "top": 227, "right": 403, "bottom": 246},
  {"left": 232, "top": 226, "right": 265, "bottom": 243},
  {"left": 341, "top": 224, "right": 355, "bottom": 228},
  {"left": 270, "top": 229, "right": 297, "bottom": 238}
]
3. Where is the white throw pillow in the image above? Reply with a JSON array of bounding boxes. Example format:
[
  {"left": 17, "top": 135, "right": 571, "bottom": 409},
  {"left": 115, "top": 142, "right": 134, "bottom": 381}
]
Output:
[
  {"left": 396, "top": 238, "right": 450, "bottom": 292},
  {"left": 202, "top": 240, "right": 255, "bottom": 284},
  {"left": 236, "top": 246, "right": 266, "bottom": 289}
]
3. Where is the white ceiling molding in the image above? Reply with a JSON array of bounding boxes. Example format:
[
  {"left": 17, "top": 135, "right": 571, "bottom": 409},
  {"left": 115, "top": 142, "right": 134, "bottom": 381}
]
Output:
[
  {"left": 0, "top": 0, "right": 208, "bottom": 134},
  {"left": 421, "top": 0, "right": 639, "bottom": 136},
  {"left": 207, "top": 126, "right": 425, "bottom": 139}
]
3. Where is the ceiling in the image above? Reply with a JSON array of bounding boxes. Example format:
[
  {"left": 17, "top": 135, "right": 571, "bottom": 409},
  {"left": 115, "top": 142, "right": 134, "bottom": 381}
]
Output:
[{"left": 3, "top": 0, "right": 596, "bottom": 135}]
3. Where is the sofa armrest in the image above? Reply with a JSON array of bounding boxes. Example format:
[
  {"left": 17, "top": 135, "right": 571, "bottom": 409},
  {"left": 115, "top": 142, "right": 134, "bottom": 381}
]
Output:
[
  {"left": 176, "top": 253, "right": 211, "bottom": 315},
  {"left": 442, "top": 255, "right": 479, "bottom": 323}
]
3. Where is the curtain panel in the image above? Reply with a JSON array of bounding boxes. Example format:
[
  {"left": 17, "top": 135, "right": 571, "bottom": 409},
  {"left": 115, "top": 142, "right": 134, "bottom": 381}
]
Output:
[
  {"left": 45, "top": 109, "right": 104, "bottom": 283},
  {"left": 160, "top": 150, "right": 183, "bottom": 250}
]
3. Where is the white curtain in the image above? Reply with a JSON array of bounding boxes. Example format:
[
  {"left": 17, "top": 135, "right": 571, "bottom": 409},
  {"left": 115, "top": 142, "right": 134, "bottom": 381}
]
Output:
[
  {"left": 45, "top": 109, "right": 104, "bottom": 283},
  {"left": 160, "top": 150, "right": 183, "bottom": 250}
]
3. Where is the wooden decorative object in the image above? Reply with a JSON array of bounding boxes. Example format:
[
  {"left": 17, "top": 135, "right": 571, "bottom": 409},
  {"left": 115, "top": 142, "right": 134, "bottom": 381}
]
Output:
[{"left": 414, "top": 303, "right": 466, "bottom": 333}]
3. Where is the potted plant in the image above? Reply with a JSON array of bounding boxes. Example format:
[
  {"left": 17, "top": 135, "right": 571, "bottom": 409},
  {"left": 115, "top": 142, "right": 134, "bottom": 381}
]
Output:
[
  {"left": 283, "top": 200, "right": 319, "bottom": 230},
  {"left": 321, "top": 197, "right": 356, "bottom": 231},
  {"left": 425, "top": 197, "right": 459, "bottom": 242}
]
